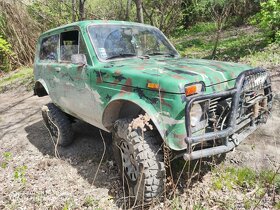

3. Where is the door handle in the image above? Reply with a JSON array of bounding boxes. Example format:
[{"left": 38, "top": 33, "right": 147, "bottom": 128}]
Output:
[{"left": 55, "top": 67, "right": 61, "bottom": 72}]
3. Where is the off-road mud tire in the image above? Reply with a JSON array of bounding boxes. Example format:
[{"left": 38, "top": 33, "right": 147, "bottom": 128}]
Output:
[
  {"left": 42, "top": 103, "right": 74, "bottom": 147},
  {"left": 112, "top": 118, "right": 165, "bottom": 203}
]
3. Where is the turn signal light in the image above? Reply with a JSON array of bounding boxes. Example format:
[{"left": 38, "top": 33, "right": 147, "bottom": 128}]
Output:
[
  {"left": 185, "top": 85, "right": 197, "bottom": 96},
  {"left": 147, "top": 83, "right": 159, "bottom": 89},
  {"left": 185, "top": 83, "right": 203, "bottom": 96}
]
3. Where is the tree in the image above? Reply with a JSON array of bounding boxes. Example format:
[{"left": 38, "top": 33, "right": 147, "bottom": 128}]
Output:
[
  {"left": 208, "top": 0, "right": 233, "bottom": 58},
  {"left": 78, "top": 0, "right": 86, "bottom": 21},
  {"left": 142, "top": 0, "right": 183, "bottom": 35},
  {"left": 134, "top": 0, "right": 144, "bottom": 23},
  {"left": 126, "top": 0, "right": 132, "bottom": 21}
]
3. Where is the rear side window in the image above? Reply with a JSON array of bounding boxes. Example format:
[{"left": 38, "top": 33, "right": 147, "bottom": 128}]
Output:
[
  {"left": 60, "top": 31, "right": 79, "bottom": 62},
  {"left": 39, "top": 35, "right": 59, "bottom": 61}
]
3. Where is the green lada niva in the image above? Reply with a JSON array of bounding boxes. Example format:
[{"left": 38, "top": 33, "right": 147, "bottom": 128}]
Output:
[{"left": 34, "top": 20, "right": 273, "bottom": 202}]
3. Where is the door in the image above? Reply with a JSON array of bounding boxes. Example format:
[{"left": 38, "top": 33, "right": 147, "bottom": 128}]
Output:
[{"left": 56, "top": 29, "right": 103, "bottom": 127}]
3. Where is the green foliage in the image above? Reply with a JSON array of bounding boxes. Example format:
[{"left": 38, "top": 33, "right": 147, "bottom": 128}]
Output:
[
  {"left": 27, "top": 0, "right": 72, "bottom": 30},
  {"left": 276, "top": 30, "right": 280, "bottom": 43},
  {"left": 252, "top": 0, "right": 280, "bottom": 41},
  {"left": 0, "top": 36, "right": 13, "bottom": 72}
]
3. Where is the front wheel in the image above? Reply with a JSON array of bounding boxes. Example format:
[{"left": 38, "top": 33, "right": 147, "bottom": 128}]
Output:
[{"left": 112, "top": 118, "right": 165, "bottom": 203}]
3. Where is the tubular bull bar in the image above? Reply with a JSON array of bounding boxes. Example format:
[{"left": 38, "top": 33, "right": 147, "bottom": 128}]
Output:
[{"left": 183, "top": 68, "right": 273, "bottom": 160}]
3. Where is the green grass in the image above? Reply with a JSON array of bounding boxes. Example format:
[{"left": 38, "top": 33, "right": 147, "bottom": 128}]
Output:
[
  {"left": 212, "top": 166, "right": 280, "bottom": 209},
  {"left": 171, "top": 23, "right": 271, "bottom": 63},
  {"left": 0, "top": 67, "right": 33, "bottom": 85},
  {"left": 172, "top": 22, "right": 216, "bottom": 38},
  {"left": 241, "top": 43, "right": 280, "bottom": 68},
  {"left": 0, "top": 67, "right": 33, "bottom": 92},
  {"left": 212, "top": 166, "right": 280, "bottom": 192}
]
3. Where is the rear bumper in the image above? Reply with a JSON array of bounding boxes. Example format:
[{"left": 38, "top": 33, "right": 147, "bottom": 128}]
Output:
[{"left": 183, "top": 68, "right": 273, "bottom": 160}]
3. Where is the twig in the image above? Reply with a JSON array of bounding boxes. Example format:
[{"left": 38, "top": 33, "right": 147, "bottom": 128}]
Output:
[{"left": 91, "top": 130, "right": 106, "bottom": 185}]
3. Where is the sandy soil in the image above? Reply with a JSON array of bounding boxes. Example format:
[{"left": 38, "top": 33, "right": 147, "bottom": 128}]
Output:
[{"left": 0, "top": 80, "right": 279, "bottom": 209}]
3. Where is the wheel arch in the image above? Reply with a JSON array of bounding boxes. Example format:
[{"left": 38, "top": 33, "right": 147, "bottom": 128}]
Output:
[
  {"left": 34, "top": 79, "right": 49, "bottom": 97},
  {"left": 102, "top": 96, "right": 165, "bottom": 139}
]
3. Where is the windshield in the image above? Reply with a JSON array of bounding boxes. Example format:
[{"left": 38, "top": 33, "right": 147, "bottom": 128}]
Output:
[{"left": 88, "top": 24, "right": 178, "bottom": 61}]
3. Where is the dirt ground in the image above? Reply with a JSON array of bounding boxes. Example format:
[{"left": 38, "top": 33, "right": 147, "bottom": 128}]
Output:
[{"left": 0, "top": 78, "right": 279, "bottom": 209}]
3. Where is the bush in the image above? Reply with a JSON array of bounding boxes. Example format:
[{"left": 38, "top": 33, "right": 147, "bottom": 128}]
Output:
[
  {"left": 0, "top": 36, "right": 13, "bottom": 72},
  {"left": 252, "top": 0, "right": 280, "bottom": 42}
]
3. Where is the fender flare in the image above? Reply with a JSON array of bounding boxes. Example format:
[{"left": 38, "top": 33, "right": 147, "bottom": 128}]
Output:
[{"left": 34, "top": 79, "right": 49, "bottom": 95}]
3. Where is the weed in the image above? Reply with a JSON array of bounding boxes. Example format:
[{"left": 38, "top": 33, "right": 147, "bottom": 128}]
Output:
[
  {"left": 193, "top": 203, "right": 206, "bottom": 210},
  {"left": 171, "top": 196, "right": 182, "bottom": 210},
  {"left": 62, "top": 198, "right": 76, "bottom": 210},
  {"left": 212, "top": 167, "right": 258, "bottom": 190},
  {"left": 0, "top": 151, "right": 12, "bottom": 169},
  {"left": 83, "top": 196, "right": 99, "bottom": 207},
  {"left": 13, "top": 165, "right": 27, "bottom": 184}
]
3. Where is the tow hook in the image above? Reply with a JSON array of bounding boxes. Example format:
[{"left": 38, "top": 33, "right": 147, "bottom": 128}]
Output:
[{"left": 232, "top": 134, "right": 240, "bottom": 146}]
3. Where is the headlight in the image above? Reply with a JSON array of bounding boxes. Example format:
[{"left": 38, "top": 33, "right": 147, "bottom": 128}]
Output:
[{"left": 190, "top": 103, "right": 203, "bottom": 127}]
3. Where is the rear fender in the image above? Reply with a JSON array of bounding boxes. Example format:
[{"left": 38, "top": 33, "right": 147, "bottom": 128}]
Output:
[{"left": 34, "top": 79, "right": 49, "bottom": 96}]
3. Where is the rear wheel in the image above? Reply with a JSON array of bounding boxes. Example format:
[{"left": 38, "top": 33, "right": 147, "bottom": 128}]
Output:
[
  {"left": 41, "top": 103, "right": 74, "bottom": 147},
  {"left": 112, "top": 118, "right": 165, "bottom": 203}
]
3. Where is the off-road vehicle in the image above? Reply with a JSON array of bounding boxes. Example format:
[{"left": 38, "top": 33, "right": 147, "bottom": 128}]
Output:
[{"left": 34, "top": 20, "right": 273, "bottom": 202}]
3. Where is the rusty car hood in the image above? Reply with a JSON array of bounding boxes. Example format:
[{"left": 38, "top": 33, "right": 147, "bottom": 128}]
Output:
[{"left": 98, "top": 57, "right": 253, "bottom": 94}]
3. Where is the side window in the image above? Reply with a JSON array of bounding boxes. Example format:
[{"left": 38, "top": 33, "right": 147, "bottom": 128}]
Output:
[
  {"left": 39, "top": 35, "right": 59, "bottom": 61},
  {"left": 60, "top": 31, "right": 79, "bottom": 62}
]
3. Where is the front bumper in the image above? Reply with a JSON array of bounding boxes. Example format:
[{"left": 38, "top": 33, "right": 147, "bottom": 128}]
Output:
[{"left": 183, "top": 68, "right": 273, "bottom": 160}]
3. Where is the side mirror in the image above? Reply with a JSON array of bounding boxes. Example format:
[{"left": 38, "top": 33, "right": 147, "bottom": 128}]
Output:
[{"left": 71, "top": 54, "right": 87, "bottom": 66}]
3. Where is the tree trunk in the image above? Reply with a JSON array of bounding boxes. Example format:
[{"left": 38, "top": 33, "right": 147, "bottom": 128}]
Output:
[
  {"left": 78, "top": 0, "right": 86, "bottom": 21},
  {"left": 126, "top": 0, "right": 132, "bottom": 21},
  {"left": 72, "top": 0, "right": 76, "bottom": 22},
  {"left": 212, "top": 30, "right": 221, "bottom": 58},
  {"left": 134, "top": 0, "right": 144, "bottom": 23}
]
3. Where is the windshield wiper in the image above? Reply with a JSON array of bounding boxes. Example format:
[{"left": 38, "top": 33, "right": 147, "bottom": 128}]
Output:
[
  {"left": 106, "top": 53, "right": 136, "bottom": 60},
  {"left": 147, "top": 52, "right": 176, "bottom": 57}
]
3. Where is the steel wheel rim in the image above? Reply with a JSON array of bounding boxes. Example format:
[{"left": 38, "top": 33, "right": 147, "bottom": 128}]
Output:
[{"left": 120, "top": 140, "right": 139, "bottom": 181}]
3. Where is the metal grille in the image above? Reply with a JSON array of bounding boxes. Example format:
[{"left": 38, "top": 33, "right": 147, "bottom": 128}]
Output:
[{"left": 207, "top": 96, "right": 232, "bottom": 131}]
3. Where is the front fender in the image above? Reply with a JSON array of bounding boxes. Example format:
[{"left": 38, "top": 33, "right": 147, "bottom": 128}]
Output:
[
  {"left": 103, "top": 92, "right": 166, "bottom": 140},
  {"left": 102, "top": 92, "right": 188, "bottom": 151}
]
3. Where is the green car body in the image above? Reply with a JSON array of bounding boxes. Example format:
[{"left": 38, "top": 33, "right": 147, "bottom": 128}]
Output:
[{"left": 34, "top": 20, "right": 272, "bottom": 157}]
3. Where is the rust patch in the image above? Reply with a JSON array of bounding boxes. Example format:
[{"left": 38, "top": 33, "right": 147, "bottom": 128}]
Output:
[
  {"left": 159, "top": 90, "right": 172, "bottom": 108},
  {"left": 119, "top": 78, "right": 132, "bottom": 96},
  {"left": 136, "top": 66, "right": 145, "bottom": 70}
]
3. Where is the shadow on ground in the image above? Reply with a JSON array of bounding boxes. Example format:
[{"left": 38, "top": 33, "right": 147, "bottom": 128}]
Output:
[
  {"left": 25, "top": 120, "right": 118, "bottom": 188},
  {"left": 24, "top": 119, "right": 222, "bottom": 207}
]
